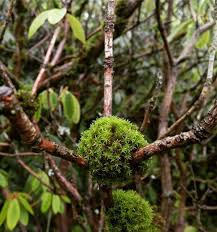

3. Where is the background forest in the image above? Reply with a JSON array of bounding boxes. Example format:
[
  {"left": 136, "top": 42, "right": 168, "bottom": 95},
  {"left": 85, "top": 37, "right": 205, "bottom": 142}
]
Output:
[{"left": 0, "top": 0, "right": 217, "bottom": 231}]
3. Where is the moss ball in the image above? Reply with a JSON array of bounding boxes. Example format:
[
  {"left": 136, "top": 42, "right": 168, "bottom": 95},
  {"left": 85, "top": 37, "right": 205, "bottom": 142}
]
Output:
[
  {"left": 78, "top": 116, "right": 148, "bottom": 183},
  {"left": 106, "top": 190, "right": 153, "bottom": 232}
]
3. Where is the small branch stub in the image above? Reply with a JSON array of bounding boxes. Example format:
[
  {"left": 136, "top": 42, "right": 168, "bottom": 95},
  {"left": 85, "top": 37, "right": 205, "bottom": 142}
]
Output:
[{"left": 104, "top": 0, "right": 116, "bottom": 116}]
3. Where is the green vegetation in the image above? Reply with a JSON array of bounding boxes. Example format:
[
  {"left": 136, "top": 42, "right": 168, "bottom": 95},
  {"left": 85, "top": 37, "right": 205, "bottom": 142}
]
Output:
[
  {"left": 106, "top": 190, "right": 159, "bottom": 232},
  {"left": 78, "top": 116, "right": 148, "bottom": 183}
]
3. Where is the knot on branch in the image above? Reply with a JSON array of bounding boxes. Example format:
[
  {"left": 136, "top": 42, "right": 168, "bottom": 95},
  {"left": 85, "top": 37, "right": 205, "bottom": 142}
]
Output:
[
  {"left": 192, "top": 124, "right": 210, "bottom": 142},
  {"left": 104, "top": 56, "right": 114, "bottom": 69},
  {"left": 0, "top": 85, "right": 13, "bottom": 100},
  {"left": 104, "top": 20, "right": 115, "bottom": 33}
]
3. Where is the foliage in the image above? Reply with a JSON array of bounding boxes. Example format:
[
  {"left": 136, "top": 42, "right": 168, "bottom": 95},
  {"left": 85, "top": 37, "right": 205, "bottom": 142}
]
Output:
[
  {"left": 0, "top": 0, "right": 217, "bottom": 231},
  {"left": 78, "top": 116, "right": 148, "bottom": 183},
  {"left": 106, "top": 190, "right": 158, "bottom": 232}
]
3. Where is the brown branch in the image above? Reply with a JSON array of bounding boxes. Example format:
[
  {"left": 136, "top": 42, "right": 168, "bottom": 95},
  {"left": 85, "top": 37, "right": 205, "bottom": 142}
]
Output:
[
  {"left": 46, "top": 155, "right": 82, "bottom": 202},
  {"left": 0, "top": 85, "right": 88, "bottom": 167},
  {"left": 0, "top": 0, "right": 15, "bottom": 43},
  {"left": 0, "top": 60, "right": 16, "bottom": 91},
  {"left": 32, "top": 26, "right": 61, "bottom": 96},
  {"left": 0, "top": 152, "right": 41, "bottom": 157},
  {"left": 175, "top": 21, "right": 214, "bottom": 64},
  {"left": 155, "top": 0, "right": 174, "bottom": 67},
  {"left": 163, "top": 8, "right": 217, "bottom": 138},
  {"left": 17, "top": 158, "right": 53, "bottom": 191},
  {"left": 132, "top": 100, "right": 217, "bottom": 164}
]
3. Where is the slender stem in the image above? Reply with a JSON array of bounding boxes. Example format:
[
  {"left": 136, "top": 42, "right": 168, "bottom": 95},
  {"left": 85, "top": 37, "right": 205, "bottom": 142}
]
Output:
[
  {"left": 0, "top": 0, "right": 15, "bottom": 44},
  {"left": 32, "top": 26, "right": 61, "bottom": 96},
  {"left": 103, "top": 0, "right": 116, "bottom": 116}
]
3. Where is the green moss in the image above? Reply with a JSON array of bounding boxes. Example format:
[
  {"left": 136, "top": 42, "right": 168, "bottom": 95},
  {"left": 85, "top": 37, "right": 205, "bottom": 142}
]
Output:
[
  {"left": 78, "top": 116, "right": 148, "bottom": 183},
  {"left": 16, "top": 90, "right": 38, "bottom": 117},
  {"left": 106, "top": 190, "right": 153, "bottom": 232}
]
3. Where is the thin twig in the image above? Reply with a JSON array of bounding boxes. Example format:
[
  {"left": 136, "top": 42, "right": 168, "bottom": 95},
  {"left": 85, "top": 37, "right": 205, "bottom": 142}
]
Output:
[
  {"left": 155, "top": 0, "right": 174, "bottom": 67},
  {"left": 17, "top": 158, "right": 53, "bottom": 191},
  {"left": 32, "top": 26, "right": 61, "bottom": 96},
  {"left": 0, "top": 152, "right": 41, "bottom": 157},
  {"left": 163, "top": 6, "right": 217, "bottom": 138},
  {"left": 0, "top": 0, "right": 15, "bottom": 43}
]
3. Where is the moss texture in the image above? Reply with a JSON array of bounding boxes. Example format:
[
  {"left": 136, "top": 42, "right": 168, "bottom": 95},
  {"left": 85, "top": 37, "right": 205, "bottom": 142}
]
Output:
[
  {"left": 16, "top": 90, "right": 38, "bottom": 117},
  {"left": 78, "top": 116, "right": 148, "bottom": 183},
  {"left": 106, "top": 190, "right": 156, "bottom": 232}
]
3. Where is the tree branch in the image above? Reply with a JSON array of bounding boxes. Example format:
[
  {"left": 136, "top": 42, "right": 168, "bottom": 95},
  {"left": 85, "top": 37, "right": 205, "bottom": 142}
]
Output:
[
  {"left": 104, "top": 0, "right": 116, "bottom": 116},
  {"left": 133, "top": 100, "right": 217, "bottom": 164},
  {"left": 0, "top": 85, "right": 88, "bottom": 167}
]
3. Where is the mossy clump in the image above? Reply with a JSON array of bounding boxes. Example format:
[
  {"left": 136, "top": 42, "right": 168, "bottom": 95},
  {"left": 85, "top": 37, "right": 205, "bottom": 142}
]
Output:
[
  {"left": 106, "top": 190, "right": 155, "bottom": 232},
  {"left": 16, "top": 90, "right": 38, "bottom": 117},
  {"left": 78, "top": 116, "right": 148, "bottom": 183}
]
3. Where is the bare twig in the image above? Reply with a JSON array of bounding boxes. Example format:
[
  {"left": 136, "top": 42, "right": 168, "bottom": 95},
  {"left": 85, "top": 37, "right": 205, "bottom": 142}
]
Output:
[
  {"left": 32, "top": 26, "right": 61, "bottom": 96},
  {"left": 175, "top": 21, "right": 214, "bottom": 64},
  {"left": 0, "top": 60, "right": 16, "bottom": 91},
  {"left": 46, "top": 155, "right": 82, "bottom": 201},
  {"left": 155, "top": 0, "right": 174, "bottom": 67},
  {"left": 0, "top": 0, "right": 15, "bottom": 43},
  {"left": 0, "top": 152, "right": 41, "bottom": 157},
  {"left": 163, "top": 6, "right": 217, "bottom": 138},
  {"left": 104, "top": 0, "right": 116, "bottom": 116},
  {"left": 133, "top": 100, "right": 217, "bottom": 164},
  {"left": 17, "top": 158, "right": 53, "bottom": 191}
]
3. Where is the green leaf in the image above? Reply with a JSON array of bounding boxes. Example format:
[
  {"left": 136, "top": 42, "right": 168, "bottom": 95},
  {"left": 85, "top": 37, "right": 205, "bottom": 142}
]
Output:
[
  {"left": 66, "top": 14, "right": 86, "bottom": 44},
  {"left": 41, "top": 192, "right": 52, "bottom": 213},
  {"left": 61, "top": 90, "right": 81, "bottom": 124},
  {"left": 19, "top": 208, "right": 29, "bottom": 226},
  {"left": 38, "top": 171, "right": 50, "bottom": 191},
  {"left": 184, "top": 226, "right": 197, "bottom": 232},
  {"left": 18, "top": 194, "right": 34, "bottom": 215},
  {"left": 28, "top": 11, "right": 49, "bottom": 39},
  {"left": 61, "top": 195, "right": 71, "bottom": 204},
  {"left": 168, "top": 20, "right": 192, "bottom": 43},
  {"left": 59, "top": 200, "right": 65, "bottom": 214},
  {"left": 196, "top": 30, "right": 210, "bottom": 49},
  {"left": 6, "top": 199, "right": 20, "bottom": 231},
  {"left": 0, "top": 173, "right": 8, "bottom": 188},
  {"left": 39, "top": 89, "right": 58, "bottom": 111},
  {"left": 0, "top": 200, "right": 9, "bottom": 226},
  {"left": 30, "top": 177, "right": 41, "bottom": 192},
  {"left": 144, "top": 0, "right": 155, "bottom": 13},
  {"left": 52, "top": 194, "right": 61, "bottom": 214},
  {"left": 34, "top": 99, "right": 42, "bottom": 122},
  {"left": 47, "top": 8, "right": 67, "bottom": 24}
]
